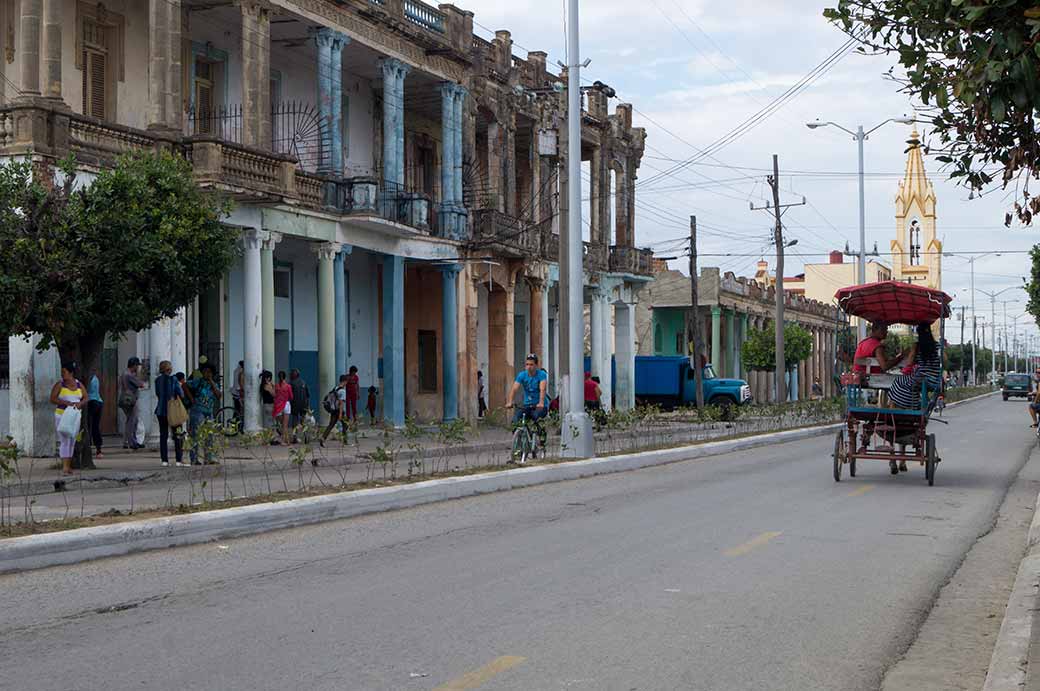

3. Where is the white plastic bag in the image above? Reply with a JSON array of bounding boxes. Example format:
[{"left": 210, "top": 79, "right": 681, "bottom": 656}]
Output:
[{"left": 57, "top": 406, "right": 81, "bottom": 438}]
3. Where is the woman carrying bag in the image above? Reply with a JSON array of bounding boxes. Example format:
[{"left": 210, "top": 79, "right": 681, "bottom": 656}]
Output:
[
  {"left": 50, "top": 362, "right": 86, "bottom": 476},
  {"left": 155, "top": 360, "right": 187, "bottom": 467}
]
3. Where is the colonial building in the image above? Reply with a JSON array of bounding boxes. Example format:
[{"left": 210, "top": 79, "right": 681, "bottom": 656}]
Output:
[
  {"left": 635, "top": 267, "right": 839, "bottom": 403},
  {"left": 0, "top": 0, "right": 653, "bottom": 454}
]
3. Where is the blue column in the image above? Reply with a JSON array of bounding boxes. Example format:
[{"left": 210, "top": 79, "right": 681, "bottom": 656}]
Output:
[
  {"left": 725, "top": 309, "right": 736, "bottom": 377},
  {"left": 395, "top": 63, "right": 409, "bottom": 186},
  {"left": 439, "top": 83, "right": 456, "bottom": 237},
  {"left": 382, "top": 254, "right": 405, "bottom": 427},
  {"left": 334, "top": 248, "right": 348, "bottom": 376},
  {"left": 380, "top": 58, "right": 397, "bottom": 186},
  {"left": 440, "top": 264, "right": 461, "bottom": 420},
  {"left": 452, "top": 88, "right": 466, "bottom": 207},
  {"left": 329, "top": 33, "right": 348, "bottom": 175}
]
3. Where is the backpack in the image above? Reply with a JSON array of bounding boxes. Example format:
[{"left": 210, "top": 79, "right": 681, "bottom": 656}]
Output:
[{"left": 322, "top": 387, "right": 341, "bottom": 414}]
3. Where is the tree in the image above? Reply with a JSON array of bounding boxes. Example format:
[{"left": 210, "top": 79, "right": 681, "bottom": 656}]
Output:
[
  {"left": 0, "top": 152, "right": 235, "bottom": 467},
  {"left": 741, "top": 321, "right": 814, "bottom": 370},
  {"left": 824, "top": 0, "right": 1040, "bottom": 225}
]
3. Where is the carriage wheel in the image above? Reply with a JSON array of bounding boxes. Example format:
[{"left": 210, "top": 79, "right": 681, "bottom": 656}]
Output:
[
  {"left": 833, "top": 429, "right": 846, "bottom": 482},
  {"left": 925, "top": 433, "right": 937, "bottom": 486}
]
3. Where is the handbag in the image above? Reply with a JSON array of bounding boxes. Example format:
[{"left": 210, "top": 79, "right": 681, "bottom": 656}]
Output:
[
  {"left": 57, "top": 406, "right": 81, "bottom": 438},
  {"left": 167, "top": 397, "right": 188, "bottom": 428}
]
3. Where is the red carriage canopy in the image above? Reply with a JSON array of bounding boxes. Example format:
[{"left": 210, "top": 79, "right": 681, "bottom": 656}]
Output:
[{"left": 834, "top": 281, "right": 953, "bottom": 325}]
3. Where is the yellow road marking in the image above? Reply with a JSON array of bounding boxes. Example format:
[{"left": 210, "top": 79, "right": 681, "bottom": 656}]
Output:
[
  {"left": 724, "top": 531, "right": 783, "bottom": 557},
  {"left": 434, "top": 656, "right": 527, "bottom": 690},
  {"left": 848, "top": 484, "right": 875, "bottom": 497}
]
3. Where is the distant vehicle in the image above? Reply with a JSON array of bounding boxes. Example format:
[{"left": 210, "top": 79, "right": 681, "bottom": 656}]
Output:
[
  {"left": 1002, "top": 372, "right": 1033, "bottom": 401},
  {"left": 634, "top": 356, "right": 751, "bottom": 410}
]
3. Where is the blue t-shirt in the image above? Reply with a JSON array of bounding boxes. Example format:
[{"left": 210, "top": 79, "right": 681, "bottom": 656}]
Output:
[{"left": 515, "top": 369, "right": 547, "bottom": 407}]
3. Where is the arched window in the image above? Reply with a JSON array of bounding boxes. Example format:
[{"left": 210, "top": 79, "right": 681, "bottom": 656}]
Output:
[{"left": 908, "top": 219, "right": 921, "bottom": 265}]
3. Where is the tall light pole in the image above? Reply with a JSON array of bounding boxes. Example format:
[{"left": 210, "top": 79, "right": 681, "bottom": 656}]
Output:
[
  {"left": 806, "top": 117, "right": 915, "bottom": 340},
  {"left": 978, "top": 287, "right": 1021, "bottom": 373},
  {"left": 559, "top": 0, "right": 593, "bottom": 458}
]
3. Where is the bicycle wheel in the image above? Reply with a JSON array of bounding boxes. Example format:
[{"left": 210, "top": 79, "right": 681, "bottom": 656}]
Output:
[
  {"left": 511, "top": 427, "right": 525, "bottom": 463},
  {"left": 215, "top": 406, "right": 240, "bottom": 437}
]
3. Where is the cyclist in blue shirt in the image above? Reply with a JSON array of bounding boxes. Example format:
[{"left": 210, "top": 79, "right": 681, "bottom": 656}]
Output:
[{"left": 507, "top": 353, "right": 548, "bottom": 428}]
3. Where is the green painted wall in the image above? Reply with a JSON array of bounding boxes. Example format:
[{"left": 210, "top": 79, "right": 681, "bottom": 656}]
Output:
[{"left": 652, "top": 308, "right": 687, "bottom": 356}]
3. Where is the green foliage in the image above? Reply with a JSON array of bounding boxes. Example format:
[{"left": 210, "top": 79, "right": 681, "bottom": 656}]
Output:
[
  {"left": 0, "top": 151, "right": 235, "bottom": 359},
  {"left": 1027, "top": 244, "right": 1040, "bottom": 329},
  {"left": 824, "top": 0, "right": 1040, "bottom": 224},
  {"left": 741, "top": 321, "right": 814, "bottom": 370}
]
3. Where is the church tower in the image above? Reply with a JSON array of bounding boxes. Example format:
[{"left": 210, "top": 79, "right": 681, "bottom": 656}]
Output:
[{"left": 891, "top": 130, "right": 941, "bottom": 289}]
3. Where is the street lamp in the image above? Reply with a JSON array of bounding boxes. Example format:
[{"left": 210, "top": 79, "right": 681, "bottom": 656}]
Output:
[
  {"left": 947, "top": 251, "right": 1003, "bottom": 385},
  {"left": 978, "top": 286, "right": 1023, "bottom": 373},
  {"left": 806, "top": 117, "right": 915, "bottom": 340}
]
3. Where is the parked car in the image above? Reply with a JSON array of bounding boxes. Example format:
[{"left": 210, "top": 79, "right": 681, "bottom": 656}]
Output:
[
  {"left": 634, "top": 356, "right": 751, "bottom": 410},
  {"left": 1002, "top": 372, "right": 1033, "bottom": 401}
]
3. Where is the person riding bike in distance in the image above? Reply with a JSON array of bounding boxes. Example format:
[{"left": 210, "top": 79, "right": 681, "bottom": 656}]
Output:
[{"left": 507, "top": 353, "right": 548, "bottom": 444}]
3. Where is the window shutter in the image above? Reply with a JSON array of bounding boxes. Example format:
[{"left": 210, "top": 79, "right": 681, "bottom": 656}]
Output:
[
  {"left": 196, "top": 82, "right": 213, "bottom": 133},
  {"left": 90, "top": 51, "right": 107, "bottom": 119}
]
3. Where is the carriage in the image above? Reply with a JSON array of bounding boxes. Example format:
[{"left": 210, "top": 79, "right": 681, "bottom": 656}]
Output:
[{"left": 832, "top": 281, "right": 953, "bottom": 486}]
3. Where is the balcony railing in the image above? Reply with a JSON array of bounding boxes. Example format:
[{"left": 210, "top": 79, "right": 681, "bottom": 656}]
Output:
[
  {"left": 609, "top": 245, "right": 655, "bottom": 275},
  {"left": 472, "top": 209, "right": 541, "bottom": 257},
  {"left": 404, "top": 0, "right": 445, "bottom": 33},
  {"left": 584, "top": 242, "right": 608, "bottom": 272}
]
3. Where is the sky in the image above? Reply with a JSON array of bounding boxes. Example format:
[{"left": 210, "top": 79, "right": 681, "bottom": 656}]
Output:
[{"left": 462, "top": 0, "right": 1039, "bottom": 350}]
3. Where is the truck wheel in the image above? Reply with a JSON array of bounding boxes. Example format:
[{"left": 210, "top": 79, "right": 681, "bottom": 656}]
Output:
[{"left": 711, "top": 396, "right": 737, "bottom": 420}]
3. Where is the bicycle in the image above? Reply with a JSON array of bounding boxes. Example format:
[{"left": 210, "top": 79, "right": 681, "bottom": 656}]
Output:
[
  {"left": 509, "top": 406, "right": 544, "bottom": 465},
  {"left": 214, "top": 405, "right": 241, "bottom": 437}
]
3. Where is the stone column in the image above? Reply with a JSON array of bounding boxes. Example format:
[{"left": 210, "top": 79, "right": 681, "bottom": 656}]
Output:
[
  {"left": 738, "top": 312, "right": 748, "bottom": 380},
  {"left": 528, "top": 277, "right": 544, "bottom": 365},
  {"left": 711, "top": 306, "right": 722, "bottom": 373},
  {"left": 590, "top": 288, "right": 608, "bottom": 403},
  {"left": 334, "top": 249, "right": 347, "bottom": 377},
  {"left": 19, "top": 0, "right": 41, "bottom": 97},
  {"left": 441, "top": 264, "right": 461, "bottom": 421},
  {"left": 148, "top": 0, "right": 168, "bottom": 127},
  {"left": 590, "top": 147, "right": 602, "bottom": 243},
  {"left": 439, "top": 82, "right": 457, "bottom": 236},
  {"left": 242, "top": 231, "right": 264, "bottom": 433},
  {"left": 146, "top": 320, "right": 172, "bottom": 447},
  {"left": 382, "top": 255, "right": 406, "bottom": 426},
  {"left": 316, "top": 243, "right": 338, "bottom": 422},
  {"left": 453, "top": 88, "right": 467, "bottom": 233},
  {"left": 725, "top": 309, "right": 736, "bottom": 378},
  {"left": 166, "top": 0, "right": 183, "bottom": 131},
  {"left": 317, "top": 29, "right": 348, "bottom": 175},
  {"left": 41, "top": 0, "right": 61, "bottom": 101},
  {"left": 260, "top": 231, "right": 281, "bottom": 374},
  {"left": 7, "top": 334, "right": 59, "bottom": 457},
  {"left": 540, "top": 282, "right": 550, "bottom": 377},
  {"left": 615, "top": 301, "right": 636, "bottom": 410},
  {"left": 171, "top": 306, "right": 187, "bottom": 376},
  {"left": 395, "top": 63, "right": 408, "bottom": 187},
  {"left": 504, "top": 119, "right": 517, "bottom": 217},
  {"left": 240, "top": 1, "right": 271, "bottom": 148},
  {"left": 487, "top": 121, "right": 502, "bottom": 211},
  {"left": 380, "top": 58, "right": 410, "bottom": 187}
]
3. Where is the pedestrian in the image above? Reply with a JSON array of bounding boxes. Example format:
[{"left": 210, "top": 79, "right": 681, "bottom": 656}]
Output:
[
  {"left": 187, "top": 362, "right": 221, "bottom": 465},
  {"left": 583, "top": 371, "right": 602, "bottom": 413},
  {"left": 273, "top": 370, "right": 294, "bottom": 445},
  {"left": 154, "top": 360, "right": 186, "bottom": 467},
  {"left": 50, "top": 361, "right": 86, "bottom": 476},
  {"left": 320, "top": 374, "right": 349, "bottom": 446},
  {"left": 231, "top": 360, "right": 244, "bottom": 422},
  {"left": 344, "top": 366, "right": 360, "bottom": 421},
  {"left": 366, "top": 385, "right": 378, "bottom": 423},
  {"left": 289, "top": 369, "right": 310, "bottom": 442},
  {"left": 260, "top": 370, "right": 275, "bottom": 428},
  {"left": 118, "top": 357, "right": 144, "bottom": 450},
  {"left": 811, "top": 378, "right": 823, "bottom": 400},
  {"left": 86, "top": 368, "right": 104, "bottom": 458},
  {"left": 477, "top": 370, "right": 487, "bottom": 418}
]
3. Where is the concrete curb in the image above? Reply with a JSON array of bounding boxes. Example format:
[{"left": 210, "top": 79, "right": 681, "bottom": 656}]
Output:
[
  {"left": 0, "top": 389, "right": 996, "bottom": 575},
  {"left": 0, "top": 423, "right": 838, "bottom": 575},
  {"left": 983, "top": 490, "right": 1040, "bottom": 691}
]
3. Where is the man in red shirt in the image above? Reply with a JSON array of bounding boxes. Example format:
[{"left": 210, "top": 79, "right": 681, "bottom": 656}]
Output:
[{"left": 853, "top": 322, "right": 903, "bottom": 374}]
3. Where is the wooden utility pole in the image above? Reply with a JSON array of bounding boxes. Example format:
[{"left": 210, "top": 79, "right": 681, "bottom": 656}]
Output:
[
  {"left": 689, "top": 215, "right": 705, "bottom": 409},
  {"left": 750, "top": 154, "right": 804, "bottom": 403}
]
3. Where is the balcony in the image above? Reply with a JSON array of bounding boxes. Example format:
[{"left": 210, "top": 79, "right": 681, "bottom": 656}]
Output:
[
  {"left": 609, "top": 245, "right": 655, "bottom": 276},
  {"left": 584, "top": 242, "right": 609, "bottom": 272},
  {"left": 471, "top": 209, "right": 541, "bottom": 258}
]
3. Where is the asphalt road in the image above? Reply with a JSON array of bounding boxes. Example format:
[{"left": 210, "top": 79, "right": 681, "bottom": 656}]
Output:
[{"left": 0, "top": 396, "right": 1031, "bottom": 691}]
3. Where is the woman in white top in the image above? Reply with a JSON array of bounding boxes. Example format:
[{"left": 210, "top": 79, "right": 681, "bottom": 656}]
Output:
[{"left": 50, "top": 362, "right": 86, "bottom": 475}]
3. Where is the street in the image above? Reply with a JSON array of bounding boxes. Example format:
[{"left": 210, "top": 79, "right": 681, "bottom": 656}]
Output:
[{"left": 0, "top": 396, "right": 1032, "bottom": 691}]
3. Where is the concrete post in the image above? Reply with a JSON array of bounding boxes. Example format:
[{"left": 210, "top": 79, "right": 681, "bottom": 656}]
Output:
[
  {"left": 738, "top": 312, "right": 748, "bottom": 380},
  {"left": 19, "top": 0, "right": 41, "bottom": 97},
  {"left": 41, "top": 0, "right": 61, "bottom": 101},
  {"left": 146, "top": 320, "right": 171, "bottom": 447},
  {"left": 260, "top": 232, "right": 281, "bottom": 374},
  {"left": 725, "top": 308, "right": 735, "bottom": 378},
  {"left": 711, "top": 306, "right": 722, "bottom": 373},
  {"left": 528, "top": 277, "right": 544, "bottom": 365},
  {"left": 166, "top": 0, "right": 183, "bottom": 131},
  {"left": 256, "top": 4, "right": 272, "bottom": 148},
  {"left": 540, "top": 281, "right": 550, "bottom": 376},
  {"left": 242, "top": 231, "right": 264, "bottom": 434},
  {"left": 441, "top": 264, "right": 461, "bottom": 421},
  {"left": 453, "top": 89, "right": 466, "bottom": 221},
  {"left": 316, "top": 29, "right": 348, "bottom": 174},
  {"left": 316, "top": 243, "right": 338, "bottom": 423},
  {"left": 382, "top": 255, "right": 406, "bottom": 427},
  {"left": 7, "top": 334, "right": 59, "bottom": 457},
  {"left": 148, "top": 0, "right": 168, "bottom": 127},
  {"left": 614, "top": 301, "right": 636, "bottom": 410},
  {"left": 601, "top": 302, "right": 614, "bottom": 411},
  {"left": 240, "top": 2, "right": 258, "bottom": 145},
  {"left": 316, "top": 29, "right": 333, "bottom": 171},
  {"left": 590, "top": 289, "right": 606, "bottom": 395},
  {"left": 395, "top": 63, "right": 409, "bottom": 187}
]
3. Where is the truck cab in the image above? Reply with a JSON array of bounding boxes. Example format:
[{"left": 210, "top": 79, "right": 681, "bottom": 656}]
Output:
[{"left": 686, "top": 363, "right": 752, "bottom": 408}]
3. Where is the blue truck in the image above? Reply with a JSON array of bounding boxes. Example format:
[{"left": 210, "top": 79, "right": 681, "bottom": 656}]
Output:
[{"left": 634, "top": 356, "right": 751, "bottom": 410}]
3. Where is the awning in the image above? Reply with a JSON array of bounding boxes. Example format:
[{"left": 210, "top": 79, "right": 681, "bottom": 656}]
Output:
[{"left": 834, "top": 281, "right": 952, "bottom": 324}]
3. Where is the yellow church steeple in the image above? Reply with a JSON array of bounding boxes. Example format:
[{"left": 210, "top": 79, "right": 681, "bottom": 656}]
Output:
[{"left": 891, "top": 130, "right": 941, "bottom": 289}]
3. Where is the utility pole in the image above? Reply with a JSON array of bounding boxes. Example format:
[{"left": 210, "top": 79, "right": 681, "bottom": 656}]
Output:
[
  {"left": 689, "top": 215, "right": 705, "bottom": 409},
  {"left": 970, "top": 256, "right": 977, "bottom": 385},
  {"left": 750, "top": 155, "right": 804, "bottom": 403},
  {"left": 959, "top": 305, "right": 966, "bottom": 383}
]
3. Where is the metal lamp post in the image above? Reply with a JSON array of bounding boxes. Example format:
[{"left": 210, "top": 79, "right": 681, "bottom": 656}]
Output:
[{"left": 806, "top": 117, "right": 915, "bottom": 340}]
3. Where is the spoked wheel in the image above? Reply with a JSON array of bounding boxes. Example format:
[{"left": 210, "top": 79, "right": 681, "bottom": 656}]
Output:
[
  {"left": 833, "top": 429, "right": 846, "bottom": 482},
  {"left": 511, "top": 428, "right": 526, "bottom": 464},
  {"left": 215, "top": 406, "right": 240, "bottom": 437},
  {"left": 925, "top": 433, "right": 937, "bottom": 486}
]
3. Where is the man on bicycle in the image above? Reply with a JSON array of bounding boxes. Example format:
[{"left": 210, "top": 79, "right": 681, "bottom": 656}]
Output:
[{"left": 507, "top": 353, "right": 548, "bottom": 441}]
